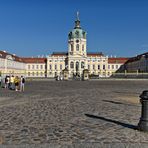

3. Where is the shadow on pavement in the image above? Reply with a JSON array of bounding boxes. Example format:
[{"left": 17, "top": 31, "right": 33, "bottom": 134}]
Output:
[
  {"left": 102, "top": 99, "right": 139, "bottom": 107},
  {"left": 85, "top": 114, "right": 137, "bottom": 130},
  {"left": 102, "top": 100, "right": 123, "bottom": 105}
]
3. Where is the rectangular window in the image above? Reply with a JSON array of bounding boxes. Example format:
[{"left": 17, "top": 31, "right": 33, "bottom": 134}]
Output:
[
  {"left": 28, "top": 65, "right": 30, "bottom": 69},
  {"left": 55, "top": 65, "right": 57, "bottom": 70},
  {"left": 32, "top": 65, "right": 34, "bottom": 69},
  {"left": 98, "top": 65, "right": 100, "bottom": 69},
  {"left": 88, "top": 65, "right": 90, "bottom": 70},
  {"left": 116, "top": 65, "right": 118, "bottom": 69},
  {"left": 112, "top": 65, "right": 114, "bottom": 69},
  {"left": 60, "top": 65, "right": 62, "bottom": 70},
  {"left": 108, "top": 65, "right": 110, "bottom": 69},
  {"left": 40, "top": 65, "right": 43, "bottom": 69},
  {"left": 50, "top": 65, "right": 52, "bottom": 70},
  {"left": 103, "top": 65, "right": 105, "bottom": 70},
  {"left": 93, "top": 65, "right": 95, "bottom": 70},
  {"left": 36, "top": 65, "right": 38, "bottom": 69}
]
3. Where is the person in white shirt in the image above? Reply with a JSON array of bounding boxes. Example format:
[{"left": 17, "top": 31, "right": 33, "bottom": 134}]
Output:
[{"left": 20, "top": 76, "right": 25, "bottom": 92}]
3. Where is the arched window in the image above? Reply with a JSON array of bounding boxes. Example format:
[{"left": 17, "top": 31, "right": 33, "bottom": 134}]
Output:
[
  {"left": 81, "top": 62, "right": 84, "bottom": 68},
  {"left": 71, "top": 44, "right": 74, "bottom": 51},
  {"left": 76, "top": 44, "right": 79, "bottom": 51},
  {"left": 76, "top": 62, "right": 79, "bottom": 71},
  {"left": 70, "top": 61, "right": 74, "bottom": 69}
]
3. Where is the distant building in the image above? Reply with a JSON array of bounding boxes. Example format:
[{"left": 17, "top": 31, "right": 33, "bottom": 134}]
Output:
[
  {"left": 108, "top": 58, "right": 129, "bottom": 76},
  {"left": 125, "top": 52, "right": 148, "bottom": 72},
  {"left": 0, "top": 50, "right": 25, "bottom": 76}
]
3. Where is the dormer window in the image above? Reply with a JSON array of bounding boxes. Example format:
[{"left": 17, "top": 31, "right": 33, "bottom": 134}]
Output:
[
  {"left": 75, "top": 31, "right": 79, "bottom": 38},
  {"left": 6, "top": 55, "right": 14, "bottom": 60}
]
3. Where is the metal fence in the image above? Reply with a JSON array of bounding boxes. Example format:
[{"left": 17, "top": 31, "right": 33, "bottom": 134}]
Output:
[{"left": 112, "top": 73, "right": 148, "bottom": 78}]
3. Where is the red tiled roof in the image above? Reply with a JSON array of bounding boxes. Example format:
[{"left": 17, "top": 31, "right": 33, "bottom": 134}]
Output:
[
  {"left": 108, "top": 58, "right": 129, "bottom": 64},
  {"left": 51, "top": 52, "right": 104, "bottom": 57},
  {"left": 22, "top": 58, "right": 46, "bottom": 63},
  {"left": 0, "top": 50, "right": 24, "bottom": 62}
]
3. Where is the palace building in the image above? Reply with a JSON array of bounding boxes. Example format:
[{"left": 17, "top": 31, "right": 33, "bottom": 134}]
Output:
[
  {"left": 0, "top": 13, "right": 129, "bottom": 78},
  {"left": 46, "top": 13, "right": 128, "bottom": 78}
]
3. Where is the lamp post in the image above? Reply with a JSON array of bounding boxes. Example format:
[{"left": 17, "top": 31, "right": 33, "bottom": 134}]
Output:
[{"left": 138, "top": 90, "right": 148, "bottom": 132}]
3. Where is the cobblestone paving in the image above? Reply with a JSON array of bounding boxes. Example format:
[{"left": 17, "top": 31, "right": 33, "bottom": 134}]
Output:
[{"left": 0, "top": 80, "right": 148, "bottom": 147}]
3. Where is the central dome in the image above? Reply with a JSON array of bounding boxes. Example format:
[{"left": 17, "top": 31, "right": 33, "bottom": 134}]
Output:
[
  {"left": 68, "top": 12, "right": 86, "bottom": 40},
  {"left": 69, "top": 28, "right": 86, "bottom": 39}
]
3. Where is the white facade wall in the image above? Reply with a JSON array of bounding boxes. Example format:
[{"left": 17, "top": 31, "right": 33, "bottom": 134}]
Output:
[{"left": 25, "top": 63, "right": 46, "bottom": 77}]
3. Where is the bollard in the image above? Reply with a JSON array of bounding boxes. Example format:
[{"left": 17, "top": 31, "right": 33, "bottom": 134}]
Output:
[{"left": 138, "top": 90, "right": 148, "bottom": 132}]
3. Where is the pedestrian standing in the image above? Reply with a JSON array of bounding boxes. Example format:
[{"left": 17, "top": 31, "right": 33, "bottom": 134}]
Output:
[
  {"left": 20, "top": 76, "right": 25, "bottom": 92},
  {"left": 14, "top": 76, "right": 19, "bottom": 91},
  {"left": 10, "top": 75, "right": 15, "bottom": 90},
  {"left": 5, "top": 76, "right": 8, "bottom": 89},
  {"left": 0, "top": 75, "right": 1, "bottom": 87}
]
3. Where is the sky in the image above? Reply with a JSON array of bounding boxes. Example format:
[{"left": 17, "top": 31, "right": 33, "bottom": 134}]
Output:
[{"left": 0, "top": 0, "right": 148, "bottom": 57}]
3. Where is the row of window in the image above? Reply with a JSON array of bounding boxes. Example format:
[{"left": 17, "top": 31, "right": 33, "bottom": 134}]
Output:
[
  {"left": 108, "top": 65, "right": 119, "bottom": 70},
  {"left": 87, "top": 65, "right": 105, "bottom": 70},
  {"left": 28, "top": 72, "right": 45, "bottom": 76},
  {"left": 49, "top": 60, "right": 64, "bottom": 62},
  {"left": 49, "top": 65, "right": 63, "bottom": 70},
  {"left": 27, "top": 64, "right": 120, "bottom": 70},
  {"left": 71, "top": 44, "right": 85, "bottom": 51},
  {"left": 88, "top": 64, "right": 120, "bottom": 70},
  {"left": 70, "top": 62, "right": 84, "bottom": 69},
  {"left": 28, "top": 65, "right": 45, "bottom": 70}
]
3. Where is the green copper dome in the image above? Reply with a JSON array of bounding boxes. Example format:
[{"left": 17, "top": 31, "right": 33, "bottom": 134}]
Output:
[
  {"left": 68, "top": 12, "right": 86, "bottom": 39},
  {"left": 69, "top": 29, "right": 86, "bottom": 39}
]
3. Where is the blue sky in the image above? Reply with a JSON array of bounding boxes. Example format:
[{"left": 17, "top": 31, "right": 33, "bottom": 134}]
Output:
[{"left": 0, "top": 0, "right": 148, "bottom": 57}]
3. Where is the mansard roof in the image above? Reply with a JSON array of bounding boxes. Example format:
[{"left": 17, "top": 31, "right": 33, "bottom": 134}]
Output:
[
  {"left": 108, "top": 57, "right": 129, "bottom": 64},
  {"left": 87, "top": 52, "right": 104, "bottom": 57},
  {"left": 0, "top": 50, "right": 24, "bottom": 62},
  {"left": 22, "top": 58, "right": 46, "bottom": 63},
  {"left": 51, "top": 52, "right": 68, "bottom": 56},
  {"left": 125, "top": 52, "right": 148, "bottom": 64}
]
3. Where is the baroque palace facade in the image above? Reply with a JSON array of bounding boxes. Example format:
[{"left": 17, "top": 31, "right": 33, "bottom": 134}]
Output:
[{"left": 0, "top": 13, "right": 130, "bottom": 78}]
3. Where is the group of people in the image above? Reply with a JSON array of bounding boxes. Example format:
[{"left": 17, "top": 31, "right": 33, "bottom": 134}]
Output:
[
  {"left": 56, "top": 75, "right": 63, "bottom": 81},
  {"left": 0, "top": 75, "right": 25, "bottom": 92}
]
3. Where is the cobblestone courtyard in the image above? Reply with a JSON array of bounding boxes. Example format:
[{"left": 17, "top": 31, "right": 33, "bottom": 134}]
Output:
[{"left": 0, "top": 80, "right": 148, "bottom": 147}]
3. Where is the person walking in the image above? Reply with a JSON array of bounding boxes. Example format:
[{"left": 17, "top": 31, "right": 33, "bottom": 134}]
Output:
[{"left": 20, "top": 76, "right": 25, "bottom": 92}]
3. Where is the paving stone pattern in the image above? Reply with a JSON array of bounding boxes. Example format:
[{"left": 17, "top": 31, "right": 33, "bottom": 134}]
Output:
[{"left": 0, "top": 80, "right": 148, "bottom": 147}]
